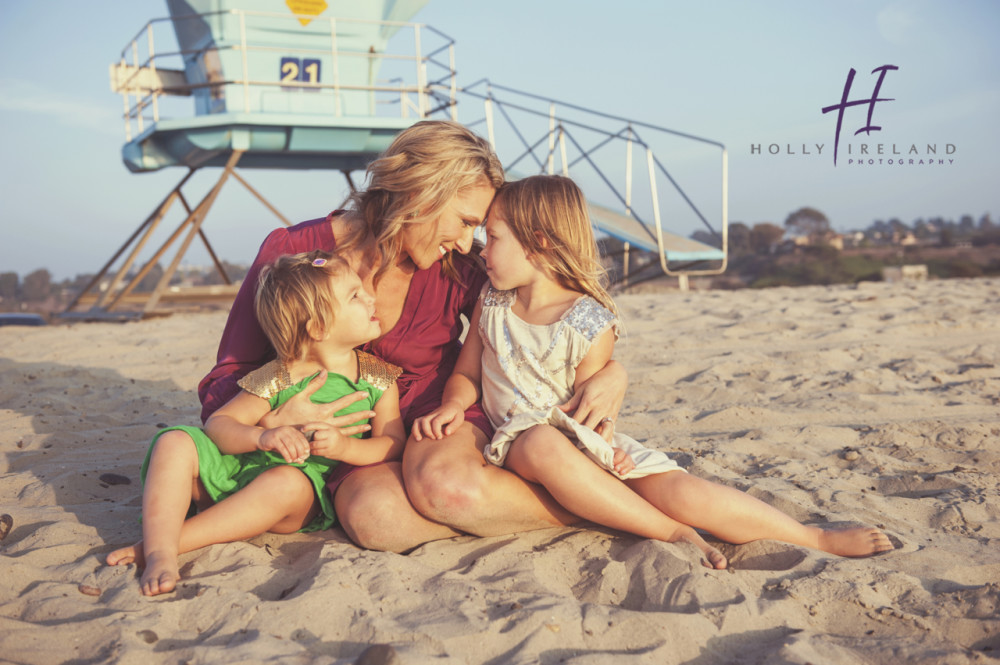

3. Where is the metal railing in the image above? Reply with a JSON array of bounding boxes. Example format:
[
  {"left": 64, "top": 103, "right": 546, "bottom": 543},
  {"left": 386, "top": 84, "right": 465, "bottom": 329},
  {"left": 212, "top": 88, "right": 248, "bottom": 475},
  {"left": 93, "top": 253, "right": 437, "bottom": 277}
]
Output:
[
  {"left": 451, "top": 80, "right": 728, "bottom": 285},
  {"left": 110, "top": 9, "right": 457, "bottom": 142}
]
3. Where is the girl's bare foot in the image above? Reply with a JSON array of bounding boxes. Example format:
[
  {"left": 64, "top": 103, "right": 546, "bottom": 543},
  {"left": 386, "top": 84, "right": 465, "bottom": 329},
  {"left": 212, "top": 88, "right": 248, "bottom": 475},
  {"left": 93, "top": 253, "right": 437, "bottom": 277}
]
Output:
[
  {"left": 106, "top": 542, "right": 144, "bottom": 567},
  {"left": 107, "top": 542, "right": 180, "bottom": 596},
  {"left": 818, "top": 526, "right": 894, "bottom": 557},
  {"left": 672, "top": 525, "right": 728, "bottom": 570},
  {"left": 139, "top": 550, "right": 181, "bottom": 596}
]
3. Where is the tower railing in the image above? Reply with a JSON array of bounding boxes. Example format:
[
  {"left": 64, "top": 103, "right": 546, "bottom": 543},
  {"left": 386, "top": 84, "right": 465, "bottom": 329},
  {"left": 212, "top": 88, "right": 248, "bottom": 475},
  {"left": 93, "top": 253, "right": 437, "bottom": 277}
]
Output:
[{"left": 110, "top": 9, "right": 458, "bottom": 143}]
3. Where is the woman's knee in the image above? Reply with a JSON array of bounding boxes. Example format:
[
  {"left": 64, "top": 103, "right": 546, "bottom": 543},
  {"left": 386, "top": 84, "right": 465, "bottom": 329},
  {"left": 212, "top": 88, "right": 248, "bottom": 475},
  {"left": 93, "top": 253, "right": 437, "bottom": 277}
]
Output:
[
  {"left": 403, "top": 428, "right": 491, "bottom": 519},
  {"left": 334, "top": 464, "right": 410, "bottom": 551}
]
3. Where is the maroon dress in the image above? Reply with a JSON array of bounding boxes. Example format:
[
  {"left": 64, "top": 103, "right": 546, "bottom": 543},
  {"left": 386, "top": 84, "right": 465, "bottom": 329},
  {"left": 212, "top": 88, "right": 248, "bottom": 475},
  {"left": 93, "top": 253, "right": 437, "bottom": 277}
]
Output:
[{"left": 198, "top": 212, "right": 492, "bottom": 438}]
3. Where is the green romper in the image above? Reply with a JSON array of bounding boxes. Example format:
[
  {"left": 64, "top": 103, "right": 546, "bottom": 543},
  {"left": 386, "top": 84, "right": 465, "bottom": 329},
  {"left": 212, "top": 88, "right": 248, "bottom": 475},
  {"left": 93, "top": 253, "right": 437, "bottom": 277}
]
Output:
[{"left": 141, "top": 351, "right": 401, "bottom": 532}]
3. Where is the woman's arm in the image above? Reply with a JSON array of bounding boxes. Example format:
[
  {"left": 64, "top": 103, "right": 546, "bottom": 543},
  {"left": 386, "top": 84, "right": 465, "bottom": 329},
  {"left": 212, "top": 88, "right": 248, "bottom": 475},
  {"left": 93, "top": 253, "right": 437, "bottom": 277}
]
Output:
[
  {"left": 257, "top": 372, "right": 372, "bottom": 432},
  {"left": 561, "top": 330, "right": 627, "bottom": 441}
]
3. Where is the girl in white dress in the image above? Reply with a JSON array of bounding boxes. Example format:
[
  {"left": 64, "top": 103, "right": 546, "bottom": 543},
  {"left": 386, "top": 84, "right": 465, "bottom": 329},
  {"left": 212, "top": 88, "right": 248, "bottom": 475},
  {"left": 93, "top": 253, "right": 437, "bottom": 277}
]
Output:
[{"left": 414, "top": 175, "right": 893, "bottom": 569}]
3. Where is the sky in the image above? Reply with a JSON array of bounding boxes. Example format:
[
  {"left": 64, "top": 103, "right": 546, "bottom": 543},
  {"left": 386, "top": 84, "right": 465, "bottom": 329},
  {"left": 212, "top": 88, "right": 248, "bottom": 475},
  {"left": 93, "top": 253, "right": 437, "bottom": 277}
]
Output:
[{"left": 1, "top": 0, "right": 998, "bottom": 280}]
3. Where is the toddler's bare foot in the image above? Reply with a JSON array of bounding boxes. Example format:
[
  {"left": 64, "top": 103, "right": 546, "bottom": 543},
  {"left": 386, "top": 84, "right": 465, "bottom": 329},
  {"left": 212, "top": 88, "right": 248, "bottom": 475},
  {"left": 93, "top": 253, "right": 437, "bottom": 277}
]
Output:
[
  {"left": 139, "top": 550, "right": 181, "bottom": 596},
  {"left": 671, "top": 525, "right": 728, "bottom": 570},
  {"left": 106, "top": 542, "right": 144, "bottom": 567},
  {"left": 818, "top": 526, "right": 894, "bottom": 557},
  {"left": 107, "top": 542, "right": 179, "bottom": 596}
]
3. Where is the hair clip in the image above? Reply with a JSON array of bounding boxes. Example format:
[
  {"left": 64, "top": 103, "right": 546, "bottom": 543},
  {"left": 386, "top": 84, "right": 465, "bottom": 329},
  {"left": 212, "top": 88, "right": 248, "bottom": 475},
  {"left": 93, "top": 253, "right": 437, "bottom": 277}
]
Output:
[{"left": 312, "top": 258, "right": 327, "bottom": 267}]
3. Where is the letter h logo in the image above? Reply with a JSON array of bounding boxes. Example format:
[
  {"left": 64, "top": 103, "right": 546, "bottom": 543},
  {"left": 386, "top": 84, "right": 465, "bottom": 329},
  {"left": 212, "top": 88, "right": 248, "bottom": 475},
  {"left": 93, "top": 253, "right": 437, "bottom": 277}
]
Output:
[{"left": 822, "top": 65, "right": 898, "bottom": 166}]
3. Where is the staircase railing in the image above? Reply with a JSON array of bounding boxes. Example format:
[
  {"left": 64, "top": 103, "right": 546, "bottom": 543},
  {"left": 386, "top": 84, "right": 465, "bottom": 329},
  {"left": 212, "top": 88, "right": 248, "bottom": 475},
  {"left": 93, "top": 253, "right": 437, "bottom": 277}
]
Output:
[{"left": 435, "top": 79, "right": 728, "bottom": 288}]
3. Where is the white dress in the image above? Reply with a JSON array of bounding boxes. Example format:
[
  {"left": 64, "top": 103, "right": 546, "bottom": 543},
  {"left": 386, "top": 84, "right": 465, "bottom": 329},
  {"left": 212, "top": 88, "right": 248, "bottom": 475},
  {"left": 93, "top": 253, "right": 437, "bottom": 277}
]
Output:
[{"left": 479, "top": 286, "right": 685, "bottom": 480}]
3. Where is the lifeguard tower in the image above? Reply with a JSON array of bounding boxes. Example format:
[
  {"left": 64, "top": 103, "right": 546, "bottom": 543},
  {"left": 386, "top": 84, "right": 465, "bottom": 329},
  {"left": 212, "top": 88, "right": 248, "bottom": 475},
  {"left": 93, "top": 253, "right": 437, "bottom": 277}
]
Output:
[
  {"left": 65, "top": 0, "right": 454, "bottom": 317},
  {"left": 66, "top": 0, "right": 727, "bottom": 318}
]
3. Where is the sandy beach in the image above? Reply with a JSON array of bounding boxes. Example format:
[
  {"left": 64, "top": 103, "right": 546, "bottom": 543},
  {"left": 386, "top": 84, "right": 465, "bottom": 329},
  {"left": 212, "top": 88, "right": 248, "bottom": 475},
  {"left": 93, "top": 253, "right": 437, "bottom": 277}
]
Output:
[{"left": 2, "top": 277, "right": 998, "bottom": 664}]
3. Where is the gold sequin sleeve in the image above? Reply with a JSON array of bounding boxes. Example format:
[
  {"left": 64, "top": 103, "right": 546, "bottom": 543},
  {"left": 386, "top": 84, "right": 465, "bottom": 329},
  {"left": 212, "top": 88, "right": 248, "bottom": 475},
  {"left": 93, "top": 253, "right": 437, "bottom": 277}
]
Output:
[
  {"left": 237, "top": 359, "right": 293, "bottom": 401},
  {"left": 357, "top": 351, "right": 403, "bottom": 393}
]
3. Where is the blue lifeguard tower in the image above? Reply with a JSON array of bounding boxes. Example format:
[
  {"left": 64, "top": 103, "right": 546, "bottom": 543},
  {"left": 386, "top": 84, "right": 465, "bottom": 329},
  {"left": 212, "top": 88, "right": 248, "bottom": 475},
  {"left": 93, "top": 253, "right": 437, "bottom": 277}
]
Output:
[
  {"left": 66, "top": 0, "right": 727, "bottom": 318},
  {"left": 66, "top": 0, "right": 452, "bottom": 316}
]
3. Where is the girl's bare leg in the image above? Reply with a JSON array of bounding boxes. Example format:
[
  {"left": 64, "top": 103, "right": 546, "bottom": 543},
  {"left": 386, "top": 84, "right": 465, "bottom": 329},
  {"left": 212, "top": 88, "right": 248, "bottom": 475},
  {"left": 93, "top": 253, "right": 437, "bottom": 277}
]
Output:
[
  {"left": 106, "top": 430, "right": 202, "bottom": 595},
  {"left": 504, "top": 426, "right": 727, "bottom": 569},
  {"left": 403, "top": 422, "right": 579, "bottom": 537},
  {"left": 107, "top": 432, "right": 319, "bottom": 596},
  {"left": 626, "top": 472, "right": 894, "bottom": 557},
  {"left": 334, "top": 462, "right": 462, "bottom": 553}
]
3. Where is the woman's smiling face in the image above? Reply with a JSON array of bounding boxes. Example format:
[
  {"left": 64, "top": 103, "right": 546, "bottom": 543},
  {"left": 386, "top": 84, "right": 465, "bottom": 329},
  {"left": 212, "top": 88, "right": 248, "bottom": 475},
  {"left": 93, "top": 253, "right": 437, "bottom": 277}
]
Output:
[{"left": 399, "top": 180, "right": 496, "bottom": 269}]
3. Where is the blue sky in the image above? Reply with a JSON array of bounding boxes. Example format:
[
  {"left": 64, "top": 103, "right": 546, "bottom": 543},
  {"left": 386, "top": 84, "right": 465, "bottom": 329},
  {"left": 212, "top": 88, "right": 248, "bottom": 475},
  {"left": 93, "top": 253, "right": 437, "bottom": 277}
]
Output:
[{"left": 1, "top": 0, "right": 998, "bottom": 280}]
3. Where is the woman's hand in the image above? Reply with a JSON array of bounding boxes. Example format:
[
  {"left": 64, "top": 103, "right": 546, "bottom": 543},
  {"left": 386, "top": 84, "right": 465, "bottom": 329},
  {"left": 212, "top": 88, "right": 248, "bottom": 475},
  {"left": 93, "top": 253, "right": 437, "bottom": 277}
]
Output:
[
  {"left": 558, "top": 359, "right": 627, "bottom": 443},
  {"left": 258, "top": 371, "right": 369, "bottom": 429},
  {"left": 412, "top": 402, "right": 466, "bottom": 441}
]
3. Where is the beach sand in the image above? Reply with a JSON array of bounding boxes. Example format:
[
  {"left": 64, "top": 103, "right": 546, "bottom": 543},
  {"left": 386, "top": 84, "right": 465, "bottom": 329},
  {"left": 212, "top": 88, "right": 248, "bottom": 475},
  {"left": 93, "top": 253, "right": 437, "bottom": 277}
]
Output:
[{"left": 2, "top": 277, "right": 998, "bottom": 664}]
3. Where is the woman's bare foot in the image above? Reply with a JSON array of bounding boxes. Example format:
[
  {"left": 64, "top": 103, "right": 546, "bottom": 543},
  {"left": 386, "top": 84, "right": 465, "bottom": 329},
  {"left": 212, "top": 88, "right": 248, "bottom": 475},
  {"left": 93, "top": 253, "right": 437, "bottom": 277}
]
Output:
[
  {"left": 106, "top": 542, "right": 144, "bottom": 567},
  {"left": 671, "top": 525, "right": 728, "bottom": 570},
  {"left": 139, "top": 550, "right": 181, "bottom": 596},
  {"left": 818, "top": 526, "right": 894, "bottom": 557}
]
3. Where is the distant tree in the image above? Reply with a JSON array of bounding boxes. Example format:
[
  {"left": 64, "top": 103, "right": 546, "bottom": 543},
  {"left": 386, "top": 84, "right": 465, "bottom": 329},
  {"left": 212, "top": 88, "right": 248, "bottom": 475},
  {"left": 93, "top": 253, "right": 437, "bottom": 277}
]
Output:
[
  {"left": 958, "top": 215, "right": 976, "bottom": 235},
  {"left": 749, "top": 223, "right": 784, "bottom": 254},
  {"left": 0, "top": 272, "right": 17, "bottom": 300},
  {"left": 888, "top": 218, "right": 909, "bottom": 234},
  {"left": 979, "top": 213, "right": 995, "bottom": 231},
  {"left": 939, "top": 227, "right": 954, "bottom": 248},
  {"left": 727, "top": 222, "right": 751, "bottom": 255},
  {"left": 22, "top": 269, "right": 52, "bottom": 301},
  {"left": 784, "top": 207, "right": 831, "bottom": 243},
  {"left": 913, "top": 219, "right": 933, "bottom": 241}
]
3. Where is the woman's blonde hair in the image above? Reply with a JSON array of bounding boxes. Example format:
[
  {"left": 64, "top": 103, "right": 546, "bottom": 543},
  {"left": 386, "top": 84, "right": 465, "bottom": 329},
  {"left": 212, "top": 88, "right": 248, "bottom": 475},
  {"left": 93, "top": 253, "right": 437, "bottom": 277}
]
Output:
[
  {"left": 342, "top": 120, "right": 504, "bottom": 284},
  {"left": 255, "top": 250, "right": 351, "bottom": 363},
  {"left": 492, "top": 175, "right": 618, "bottom": 318}
]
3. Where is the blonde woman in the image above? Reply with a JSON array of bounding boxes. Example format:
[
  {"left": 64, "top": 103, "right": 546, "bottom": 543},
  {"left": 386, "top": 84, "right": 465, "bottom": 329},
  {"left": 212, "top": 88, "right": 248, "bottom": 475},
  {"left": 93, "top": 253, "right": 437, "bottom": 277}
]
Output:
[
  {"left": 414, "top": 175, "right": 894, "bottom": 568},
  {"left": 198, "top": 121, "right": 629, "bottom": 552}
]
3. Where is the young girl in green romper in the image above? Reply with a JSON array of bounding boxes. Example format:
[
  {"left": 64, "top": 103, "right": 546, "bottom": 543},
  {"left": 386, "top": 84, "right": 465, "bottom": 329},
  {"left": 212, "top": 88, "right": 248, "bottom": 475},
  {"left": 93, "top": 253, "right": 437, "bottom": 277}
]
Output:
[{"left": 107, "top": 250, "right": 405, "bottom": 596}]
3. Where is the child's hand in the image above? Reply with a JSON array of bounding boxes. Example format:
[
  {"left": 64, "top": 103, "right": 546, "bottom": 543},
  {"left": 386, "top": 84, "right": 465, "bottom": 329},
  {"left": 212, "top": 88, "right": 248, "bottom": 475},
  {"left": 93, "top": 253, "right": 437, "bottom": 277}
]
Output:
[
  {"left": 258, "top": 426, "right": 311, "bottom": 464},
  {"left": 412, "top": 403, "right": 465, "bottom": 441},
  {"left": 611, "top": 447, "right": 635, "bottom": 476},
  {"left": 302, "top": 415, "right": 374, "bottom": 460}
]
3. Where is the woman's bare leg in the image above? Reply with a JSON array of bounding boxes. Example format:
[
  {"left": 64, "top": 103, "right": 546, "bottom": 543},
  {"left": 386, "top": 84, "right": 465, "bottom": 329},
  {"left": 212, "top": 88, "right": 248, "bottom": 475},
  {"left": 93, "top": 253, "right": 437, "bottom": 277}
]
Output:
[
  {"left": 504, "top": 426, "right": 726, "bottom": 569},
  {"left": 403, "top": 422, "right": 579, "bottom": 537},
  {"left": 334, "top": 462, "right": 462, "bottom": 553},
  {"left": 626, "top": 472, "right": 894, "bottom": 557}
]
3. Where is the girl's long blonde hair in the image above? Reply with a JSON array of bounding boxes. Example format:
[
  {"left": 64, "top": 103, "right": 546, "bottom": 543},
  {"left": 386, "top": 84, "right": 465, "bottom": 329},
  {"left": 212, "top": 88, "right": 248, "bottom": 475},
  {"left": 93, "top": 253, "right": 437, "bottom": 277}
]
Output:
[
  {"left": 492, "top": 175, "right": 617, "bottom": 318},
  {"left": 340, "top": 120, "right": 504, "bottom": 284}
]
